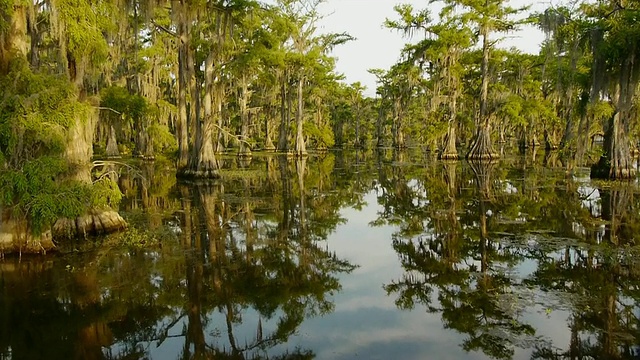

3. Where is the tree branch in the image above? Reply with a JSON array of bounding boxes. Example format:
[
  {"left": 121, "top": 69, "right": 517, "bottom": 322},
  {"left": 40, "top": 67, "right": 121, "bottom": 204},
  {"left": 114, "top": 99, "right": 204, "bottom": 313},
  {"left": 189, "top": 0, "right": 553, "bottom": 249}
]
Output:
[
  {"left": 212, "top": 123, "right": 252, "bottom": 147},
  {"left": 151, "top": 20, "right": 178, "bottom": 38},
  {"left": 96, "top": 106, "right": 122, "bottom": 115}
]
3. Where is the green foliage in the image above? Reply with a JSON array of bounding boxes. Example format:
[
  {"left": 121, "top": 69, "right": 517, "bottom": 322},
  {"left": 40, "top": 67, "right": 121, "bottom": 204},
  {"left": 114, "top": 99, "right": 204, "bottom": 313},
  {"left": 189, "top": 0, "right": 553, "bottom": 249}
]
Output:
[
  {"left": 0, "top": 156, "right": 88, "bottom": 233},
  {"left": 90, "top": 176, "right": 122, "bottom": 210},
  {"left": 304, "top": 121, "right": 335, "bottom": 148},
  {"left": 0, "top": 61, "right": 114, "bottom": 234},
  {"left": 100, "top": 86, "right": 148, "bottom": 124},
  {"left": 587, "top": 101, "right": 615, "bottom": 124},
  {"left": 56, "top": 0, "right": 111, "bottom": 64},
  {"left": 499, "top": 95, "right": 526, "bottom": 126},
  {"left": 0, "top": 157, "right": 122, "bottom": 234},
  {"left": 147, "top": 123, "right": 177, "bottom": 154},
  {"left": 0, "top": 60, "right": 79, "bottom": 163},
  {"left": 0, "top": 0, "right": 12, "bottom": 33},
  {"left": 113, "top": 227, "right": 160, "bottom": 250}
]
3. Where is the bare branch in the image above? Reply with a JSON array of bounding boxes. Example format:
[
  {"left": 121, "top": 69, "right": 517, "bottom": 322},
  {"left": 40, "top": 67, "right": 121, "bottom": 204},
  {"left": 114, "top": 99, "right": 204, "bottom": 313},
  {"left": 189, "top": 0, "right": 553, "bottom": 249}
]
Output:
[
  {"left": 212, "top": 123, "right": 252, "bottom": 147},
  {"left": 151, "top": 19, "right": 178, "bottom": 38},
  {"left": 96, "top": 107, "right": 122, "bottom": 115}
]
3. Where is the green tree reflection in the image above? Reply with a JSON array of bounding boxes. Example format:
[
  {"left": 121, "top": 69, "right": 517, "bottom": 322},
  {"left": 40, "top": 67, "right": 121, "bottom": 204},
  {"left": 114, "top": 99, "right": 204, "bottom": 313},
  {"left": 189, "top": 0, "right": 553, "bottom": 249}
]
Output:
[
  {"left": 377, "top": 154, "right": 640, "bottom": 360},
  {"left": 528, "top": 184, "right": 640, "bottom": 360},
  {"left": 380, "top": 158, "right": 536, "bottom": 360},
  {"left": 0, "top": 155, "right": 359, "bottom": 360}
]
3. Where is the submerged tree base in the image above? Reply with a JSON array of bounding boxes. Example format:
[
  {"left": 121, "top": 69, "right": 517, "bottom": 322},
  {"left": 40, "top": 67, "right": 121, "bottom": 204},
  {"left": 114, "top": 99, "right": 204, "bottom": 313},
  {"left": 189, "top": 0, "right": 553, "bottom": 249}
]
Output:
[
  {"left": 467, "top": 145, "right": 499, "bottom": 160},
  {"left": 439, "top": 151, "right": 459, "bottom": 160},
  {"left": 466, "top": 129, "right": 499, "bottom": 161},
  {"left": 0, "top": 219, "right": 55, "bottom": 255},
  {"left": 177, "top": 168, "right": 221, "bottom": 179},
  {"left": 466, "top": 151, "right": 500, "bottom": 161},
  {"left": 276, "top": 150, "right": 296, "bottom": 158},
  {"left": 53, "top": 209, "right": 127, "bottom": 239},
  {"left": 590, "top": 157, "right": 637, "bottom": 180}
]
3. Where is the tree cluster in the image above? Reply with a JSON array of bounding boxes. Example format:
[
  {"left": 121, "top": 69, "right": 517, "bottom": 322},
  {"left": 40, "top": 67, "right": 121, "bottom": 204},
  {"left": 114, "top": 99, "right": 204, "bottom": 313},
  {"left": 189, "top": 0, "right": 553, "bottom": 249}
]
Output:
[
  {"left": 0, "top": 0, "right": 369, "bottom": 245},
  {"left": 376, "top": 0, "right": 640, "bottom": 180}
]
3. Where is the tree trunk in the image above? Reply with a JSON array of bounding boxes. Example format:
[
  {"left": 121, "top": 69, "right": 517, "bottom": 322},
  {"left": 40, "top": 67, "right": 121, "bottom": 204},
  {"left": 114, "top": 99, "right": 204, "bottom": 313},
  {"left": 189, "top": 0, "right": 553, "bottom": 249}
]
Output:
[
  {"left": 53, "top": 111, "right": 127, "bottom": 238},
  {"left": 187, "top": 40, "right": 202, "bottom": 168},
  {"left": 334, "top": 116, "right": 344, "bottom": 147},
  {"left": 181, "top": 51, "right": 219, "bottom": 179},
  {"left": 591, "top": 111, "right": 635, "bottom": 179},
  {"left": 440, "top": 123, "right": 458, "bottom": 160},
  {"left": 215, "top": 99, "right": 225, "bottom": 153},
  {"left": 144, "top": 129, "right": 154, "bottom": 159},
  {"left": 0, "top": 211, "right": 55, "bottom": 254},
  {"left": 439, "top": 96, "right": 458, "bottom": 160},
  {"left": 27, "top": 3, "right": 40, "bottom": 69},
  {"left": 376, "top": 99, "right": 385, "bottom": 148},
  {"left": 294, "top": 77, "right": 307, "bottom": 157},
  {"left": 467, "top": 125, "right": 498, "bottom": 161},
  {"left": 529, "top": 125, "right": 540, "bottom": 148},
  {"left": 518, "top": 126, "right": 528, "bottom": 154},
  {"left": 392, "top": 98, "right": 405, "bottom": 149},
  {"left": 591, "top": 49, "right": 638, "bottom": 180},
  {"left": 354, "top": 105, "right": 361, "bottom": 148},
  {"left": 134, "top": 125, "right": 154, "bottom": 160},
  {"left": 544, "top": 129, "right": 559, "bottom": 151},
  {"left": 55, "top": 12, "right": 127, "bottom": 237},
  {"left": 0, "top": 4, "right": 28, "bottom": 72},
  {"left": 175, "top": 1, "right": 189, "bottom": 170},
  {"left": 238, "top": 74, "right": 252, "bottom": 157},
  {"left": 277, "top": 72, "right": 289, "bottom": 152},
  {"left": 559, "top": 41, "right": 580, "bottom": 150},
  {"left": 577, "top": 29, "right": 606, "bottom": 164},
  {"left": 264, "top": 105, "right": 276, "bottom": 151},
  {"left": 466, "top": 23, "right": 498, "bottom": 160},
  {"left": 105, "top": 125, "right": 120, "bottom": 158}
]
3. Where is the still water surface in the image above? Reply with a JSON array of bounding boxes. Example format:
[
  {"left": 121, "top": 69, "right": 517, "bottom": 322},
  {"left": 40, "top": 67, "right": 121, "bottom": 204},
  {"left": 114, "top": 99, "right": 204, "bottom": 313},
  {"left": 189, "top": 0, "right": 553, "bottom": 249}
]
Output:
[{"left": 2, "top": 150, "right": 640, "bottom": 360}]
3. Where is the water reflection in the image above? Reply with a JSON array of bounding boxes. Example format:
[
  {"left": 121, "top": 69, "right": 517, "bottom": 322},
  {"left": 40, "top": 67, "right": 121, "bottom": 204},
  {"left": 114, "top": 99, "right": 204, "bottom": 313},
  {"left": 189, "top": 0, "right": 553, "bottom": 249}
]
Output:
[
  {"left": 379, "top": 155, "right": 640, "bottom": 359},
  {"left": 0, "top": 155, "right": 356, "bottom": 359},
  {"left": 2, "top": 152, "right": 640, "bottom": 359},
  {"left": 381, "top": 161, "right": 535, "bottom": 360}
]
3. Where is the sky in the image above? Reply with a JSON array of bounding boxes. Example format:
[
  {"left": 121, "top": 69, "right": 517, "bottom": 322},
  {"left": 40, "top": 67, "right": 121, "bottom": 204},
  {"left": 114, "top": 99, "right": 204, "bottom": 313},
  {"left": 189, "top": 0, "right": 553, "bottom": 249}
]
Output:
[{"left": 315, "top": 0, "right": 550, "bottom": 96}]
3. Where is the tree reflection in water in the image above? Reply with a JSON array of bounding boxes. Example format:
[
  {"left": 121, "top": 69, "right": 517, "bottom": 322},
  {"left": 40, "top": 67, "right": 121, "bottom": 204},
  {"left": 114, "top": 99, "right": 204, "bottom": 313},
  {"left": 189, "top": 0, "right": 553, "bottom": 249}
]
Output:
[
  {"left": 2, "top": 152, "right": 640, "bottom": 359},
  {"left": 381, "top": 160, "right": 535, "bottom": 360},
  {"left": 379, "top": 155, "right": 640, "bottom": 359},
  {"left": 0, "top": 156, "right": 356, "bottom": 360},
  {"left": 529, "top": 184, "right": 640, "bottom": 360}
]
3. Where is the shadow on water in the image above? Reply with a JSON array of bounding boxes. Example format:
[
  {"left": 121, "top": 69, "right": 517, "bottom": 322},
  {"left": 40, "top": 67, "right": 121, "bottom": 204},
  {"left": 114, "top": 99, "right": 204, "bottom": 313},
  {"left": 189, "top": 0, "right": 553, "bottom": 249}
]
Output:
[{"left": 2, "top": 151, "right": 640, "bottom": 359}]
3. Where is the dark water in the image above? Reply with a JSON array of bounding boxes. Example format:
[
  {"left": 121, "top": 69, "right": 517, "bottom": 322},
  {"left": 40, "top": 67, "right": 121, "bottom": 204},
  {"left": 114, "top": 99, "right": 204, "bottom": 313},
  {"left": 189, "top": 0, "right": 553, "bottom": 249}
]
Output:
[{"left": 2, "top": 150, "right": 640, "bottom": 360}]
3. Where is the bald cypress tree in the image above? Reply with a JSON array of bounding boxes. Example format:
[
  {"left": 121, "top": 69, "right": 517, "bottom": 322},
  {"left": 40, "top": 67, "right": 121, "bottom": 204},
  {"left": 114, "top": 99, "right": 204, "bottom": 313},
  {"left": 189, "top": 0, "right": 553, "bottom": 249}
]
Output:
[
  {"left": 386, "top": 4, "right": 473, "bottom": 159},
  {"left": 431, "top": 0, "right": 526, "bottom": 160},
  {"left": 0, "top": 1, "right": 126, "bottom": 248},
  {"left": 588, "top": 0, "right": 640, "bottom": 179},
  {"left": 47, "top": 0, "right": 127, "bottom": 236}
]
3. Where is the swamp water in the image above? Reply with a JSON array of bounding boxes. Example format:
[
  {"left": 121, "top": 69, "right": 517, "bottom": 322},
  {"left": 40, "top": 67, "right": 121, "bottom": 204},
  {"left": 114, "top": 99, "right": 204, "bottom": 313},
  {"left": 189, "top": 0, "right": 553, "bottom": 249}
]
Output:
[{"left": 1, "top": 150, "right": 640, "bottom": 360}]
